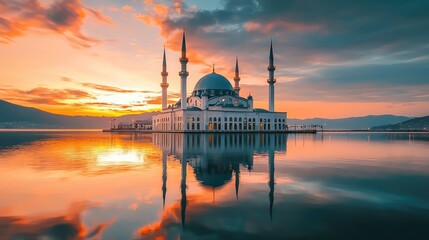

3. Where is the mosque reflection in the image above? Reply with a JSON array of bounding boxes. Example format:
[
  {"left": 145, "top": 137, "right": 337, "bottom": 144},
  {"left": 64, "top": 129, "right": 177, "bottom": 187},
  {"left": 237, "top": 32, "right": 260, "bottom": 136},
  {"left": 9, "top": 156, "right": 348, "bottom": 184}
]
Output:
[{"left": 153, "top": 133, "right": 288, "bottom": 227}]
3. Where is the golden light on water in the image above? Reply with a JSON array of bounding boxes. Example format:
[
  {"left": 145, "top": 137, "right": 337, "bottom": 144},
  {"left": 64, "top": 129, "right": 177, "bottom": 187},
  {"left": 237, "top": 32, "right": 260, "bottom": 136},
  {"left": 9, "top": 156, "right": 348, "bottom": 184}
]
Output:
[{"left": 97, "top": 150, "right": 144, "bottom": 166}]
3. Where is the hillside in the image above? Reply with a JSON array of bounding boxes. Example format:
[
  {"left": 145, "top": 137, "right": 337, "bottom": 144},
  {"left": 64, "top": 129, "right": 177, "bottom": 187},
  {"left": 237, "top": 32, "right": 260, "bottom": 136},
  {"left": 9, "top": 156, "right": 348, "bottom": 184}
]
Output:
[
  {"left": 288, "top": 115, "right": 411, "bottom": 130},
  {"left": 0, "top": 100, "right": 157, "bottom": 129},
  {"left": 371, "top": 116, "right": 429, "bottom": 130},
  {"left": 0, "top": 99, "right": 416, "bottom": 130}
]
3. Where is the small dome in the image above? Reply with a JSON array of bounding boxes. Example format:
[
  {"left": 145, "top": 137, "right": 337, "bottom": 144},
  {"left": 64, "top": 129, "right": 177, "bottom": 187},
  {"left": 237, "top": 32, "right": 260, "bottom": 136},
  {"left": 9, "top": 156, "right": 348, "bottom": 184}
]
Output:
[
  {"left": 194, "top": 72, "right": 234, "bottom": 91},
  {"left": 247, "top": 95, "right": 253, "bottom": 100}
]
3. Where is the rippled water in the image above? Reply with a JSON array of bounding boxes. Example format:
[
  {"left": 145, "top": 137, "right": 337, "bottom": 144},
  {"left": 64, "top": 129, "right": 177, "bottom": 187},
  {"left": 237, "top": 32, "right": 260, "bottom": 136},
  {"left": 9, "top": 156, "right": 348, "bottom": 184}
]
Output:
[{"left": 0, "top": 131, "right": 428, "bottom": 240}]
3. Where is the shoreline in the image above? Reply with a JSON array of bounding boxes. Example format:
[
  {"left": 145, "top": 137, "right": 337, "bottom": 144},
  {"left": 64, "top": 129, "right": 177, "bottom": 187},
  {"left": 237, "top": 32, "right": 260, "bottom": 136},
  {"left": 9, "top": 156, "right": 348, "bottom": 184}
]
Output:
[{"left": 0, "top": 129, "right": 427, "bottom": 134}]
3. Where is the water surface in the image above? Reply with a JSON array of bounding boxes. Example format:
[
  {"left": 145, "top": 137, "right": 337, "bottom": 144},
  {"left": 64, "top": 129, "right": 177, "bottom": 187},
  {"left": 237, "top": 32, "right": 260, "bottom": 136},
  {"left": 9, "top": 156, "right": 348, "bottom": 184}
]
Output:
[{"left": 0, "top": 132, "right": 428, "bottom": 239}]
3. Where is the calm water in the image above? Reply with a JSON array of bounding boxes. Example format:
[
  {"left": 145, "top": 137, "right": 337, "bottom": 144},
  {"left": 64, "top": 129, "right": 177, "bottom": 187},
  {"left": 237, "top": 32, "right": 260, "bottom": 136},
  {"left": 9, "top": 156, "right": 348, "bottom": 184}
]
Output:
[{"left": 0, "top": 132, "right": 428, "bottom": 240}]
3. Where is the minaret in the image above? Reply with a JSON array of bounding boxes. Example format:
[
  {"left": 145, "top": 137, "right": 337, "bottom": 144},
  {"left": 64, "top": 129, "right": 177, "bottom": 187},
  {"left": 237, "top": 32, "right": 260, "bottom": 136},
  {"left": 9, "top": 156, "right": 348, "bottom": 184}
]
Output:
[
  {"left": 161, "top": 46, "right": 169, "bottom": 110},
  {"left": 267, "top": 40, "right": 276, "bottom": 112},
  {"left": 234, "top": 56, "right": 241, "bottom": 95},
  {"left": 179, "top": 29, "right": 189, "bottom": 110}
]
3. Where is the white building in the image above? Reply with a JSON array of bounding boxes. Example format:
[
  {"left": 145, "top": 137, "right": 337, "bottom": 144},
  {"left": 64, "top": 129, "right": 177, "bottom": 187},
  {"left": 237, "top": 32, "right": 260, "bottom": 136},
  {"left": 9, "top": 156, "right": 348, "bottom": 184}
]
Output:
[{"left": 153, "top": 30, "right": 287, "bottom": 132}]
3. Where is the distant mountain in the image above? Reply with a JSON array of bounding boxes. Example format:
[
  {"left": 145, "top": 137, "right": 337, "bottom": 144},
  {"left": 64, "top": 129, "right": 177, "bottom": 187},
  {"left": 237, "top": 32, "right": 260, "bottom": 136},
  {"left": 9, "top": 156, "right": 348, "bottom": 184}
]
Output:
[
  {"left": 0, "top": 100, "right": 415, "bottom": 130},
  {"left": 371, "top": 116, "right": 429, "bottom": 130},
  {"left": 0, "top": 100, "right": 158, "bottom": 129},
  {"left": 288, "top": 115, "right": 412, "bottom": 130}
]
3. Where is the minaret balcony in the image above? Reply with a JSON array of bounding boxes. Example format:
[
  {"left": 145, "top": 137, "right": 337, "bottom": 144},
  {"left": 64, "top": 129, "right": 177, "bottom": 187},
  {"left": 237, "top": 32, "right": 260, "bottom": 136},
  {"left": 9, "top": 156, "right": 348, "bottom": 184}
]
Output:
[
  {"left": 160, "top": 82, "right": 169, "bottom": 88},
  {"left": 179, "top": 71, "right": 189, "bottom": 76},
  {"left": 267, "top": 66, "right": 276, "bottom": 71},
  {"left": 267, "top": 78, "right": 277, "bottom": 84}
]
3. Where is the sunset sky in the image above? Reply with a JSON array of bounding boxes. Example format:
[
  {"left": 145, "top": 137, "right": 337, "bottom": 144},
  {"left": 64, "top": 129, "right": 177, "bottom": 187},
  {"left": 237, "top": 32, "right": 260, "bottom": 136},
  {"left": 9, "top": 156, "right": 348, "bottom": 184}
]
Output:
[{"left": 1, "top": 0, "right": 428, "bottom": 118}]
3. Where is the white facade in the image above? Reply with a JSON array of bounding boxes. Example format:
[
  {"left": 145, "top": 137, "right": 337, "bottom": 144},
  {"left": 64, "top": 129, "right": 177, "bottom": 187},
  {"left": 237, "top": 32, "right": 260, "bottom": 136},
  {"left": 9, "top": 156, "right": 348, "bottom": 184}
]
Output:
[{"left": 153, "top": 30, "right": 287, "bottom": 132}]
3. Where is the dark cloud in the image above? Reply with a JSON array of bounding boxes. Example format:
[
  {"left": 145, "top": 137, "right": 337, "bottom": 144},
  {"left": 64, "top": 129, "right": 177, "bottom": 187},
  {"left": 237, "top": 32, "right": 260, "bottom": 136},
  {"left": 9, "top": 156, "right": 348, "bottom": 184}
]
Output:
[
  {"left": 142, "top": 0, "right": 429, "bottom": 104},
  {"left": 0, "top": 0, "right": 112, "bottom": 47},
  {"left": 243, "top": 61, "right": 429, "bottom": 102}
]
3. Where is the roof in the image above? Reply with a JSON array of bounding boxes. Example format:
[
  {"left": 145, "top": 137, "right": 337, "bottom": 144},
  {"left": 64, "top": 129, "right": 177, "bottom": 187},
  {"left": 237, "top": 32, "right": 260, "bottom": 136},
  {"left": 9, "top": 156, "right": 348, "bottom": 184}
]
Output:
[{"left": 194, "top": 72, "right": 234, "bottom": 91}]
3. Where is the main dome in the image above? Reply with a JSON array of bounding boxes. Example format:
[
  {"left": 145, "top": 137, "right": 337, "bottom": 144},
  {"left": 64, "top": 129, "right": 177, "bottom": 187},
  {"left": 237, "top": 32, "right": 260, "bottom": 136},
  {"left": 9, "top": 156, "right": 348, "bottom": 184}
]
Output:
[{"left": 194, "top": 72, "right": 234, "bottom": 91}]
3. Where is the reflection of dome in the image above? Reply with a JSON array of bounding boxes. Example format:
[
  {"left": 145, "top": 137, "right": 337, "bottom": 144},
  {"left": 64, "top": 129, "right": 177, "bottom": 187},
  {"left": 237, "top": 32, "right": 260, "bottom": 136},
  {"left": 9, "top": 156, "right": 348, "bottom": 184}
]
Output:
[
  {"left": 192, "top": 157, "right": 233, "bottom": 188},
  {"left": 194, "top": 73, "right": 234, "bottom": 91},
  {"left": 194, "top": 167, "right": 232, "bottom": 188}
]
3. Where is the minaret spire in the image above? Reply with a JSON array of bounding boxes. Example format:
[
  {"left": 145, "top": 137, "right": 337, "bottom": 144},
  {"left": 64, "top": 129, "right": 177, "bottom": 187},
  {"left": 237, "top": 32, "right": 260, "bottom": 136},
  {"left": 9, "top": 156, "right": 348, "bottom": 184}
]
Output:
[
  {"left": 179, "top": 28, "right": 189, "bottom": 110},
  {"left": 181, "top": 28, "right": 186, "bottom": 58},
  {"left": 267, "top": 40, "right": 276, "bottom": 112},
  {"left": 233, "top": 56, "right": 241, "bottom": 95},
  {"left": 160, "top": 46, "right": 169, "bottom": 110}
]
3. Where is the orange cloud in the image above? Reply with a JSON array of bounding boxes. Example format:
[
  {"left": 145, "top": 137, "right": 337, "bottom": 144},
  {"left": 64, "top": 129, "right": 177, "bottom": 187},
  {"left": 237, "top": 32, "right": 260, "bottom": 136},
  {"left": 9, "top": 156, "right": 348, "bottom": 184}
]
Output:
[
  {"left": 121, "top": 5, "right": 134, "bottom": 11},
  {"left": 0, "top": 0, "right": 112, "bottom": 48},
  {"left": 146, "top": 93, "right": 180, "bottom": 105},
  {"left": 81, "top": 82, "right": 141, "bottom": 93},
  {"left": 0, "top": 87, "right": 95, "bottom": 105}
]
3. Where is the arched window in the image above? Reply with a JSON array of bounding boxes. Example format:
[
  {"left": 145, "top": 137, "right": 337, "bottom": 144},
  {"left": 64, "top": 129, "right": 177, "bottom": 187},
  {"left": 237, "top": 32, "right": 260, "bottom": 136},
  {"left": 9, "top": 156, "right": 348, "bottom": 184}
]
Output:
[
  {"left": 209, "top": 117, "right": 212, "bottom": 122},
  {"left": 224, "top": 117, "right": 227, "bottom": 121},
  {"left": 197, "top": 117, "right": 200, "bottom": 121},
  {"left": 234, "top": 117, "right": 237, "bottom": 122},
  {"left": 230, "top": 117, "right": 233, "bottom": 121},
  {"left": 239, "top": 117, "right": 242, "bottom": 122}
]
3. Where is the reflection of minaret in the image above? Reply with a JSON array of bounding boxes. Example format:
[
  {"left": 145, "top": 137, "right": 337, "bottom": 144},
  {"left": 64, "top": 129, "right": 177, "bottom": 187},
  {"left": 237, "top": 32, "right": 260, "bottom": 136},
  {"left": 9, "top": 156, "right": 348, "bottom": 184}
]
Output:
[
  {"left": 162, "top": 151, "right": 167, "bottom": 210},
  {"left": 268, "top": 135, "right": 275, "bottom": 221},
  {"left": 180, "top": 155, "right": 187, "bottom": 229},
  {"left": 234, "top": 163, "right": 240, "bottom": 201}
]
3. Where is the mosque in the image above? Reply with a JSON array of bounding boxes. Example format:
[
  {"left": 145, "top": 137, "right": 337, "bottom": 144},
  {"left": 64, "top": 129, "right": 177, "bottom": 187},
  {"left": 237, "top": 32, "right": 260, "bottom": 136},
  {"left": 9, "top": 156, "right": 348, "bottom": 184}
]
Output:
[{"left": 152, "top": 30, "right": 287, "bottom": 132}]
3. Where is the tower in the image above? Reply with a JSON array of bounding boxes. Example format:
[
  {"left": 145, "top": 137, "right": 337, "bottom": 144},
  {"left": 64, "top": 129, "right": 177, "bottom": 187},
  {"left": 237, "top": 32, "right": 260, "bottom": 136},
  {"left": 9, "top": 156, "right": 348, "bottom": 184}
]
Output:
[
  {"left": 179, "top": 29, "right": 189, "bottom": 110},
  {"left": 267, "top": 40, "right": 276, "bottom": 112},
  {"left": 161, "top": 46, "right": 169, "bottom": 110},
  {"left": 234, "top": 56, "right": 241, "bottom": 95}
]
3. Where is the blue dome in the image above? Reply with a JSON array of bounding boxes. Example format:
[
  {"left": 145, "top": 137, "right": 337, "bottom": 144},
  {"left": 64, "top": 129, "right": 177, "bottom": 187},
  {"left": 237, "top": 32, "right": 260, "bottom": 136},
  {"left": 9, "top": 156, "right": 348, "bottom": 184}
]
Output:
[{"left": 194, "top": 72, "right": 233, "bottom": 91}]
